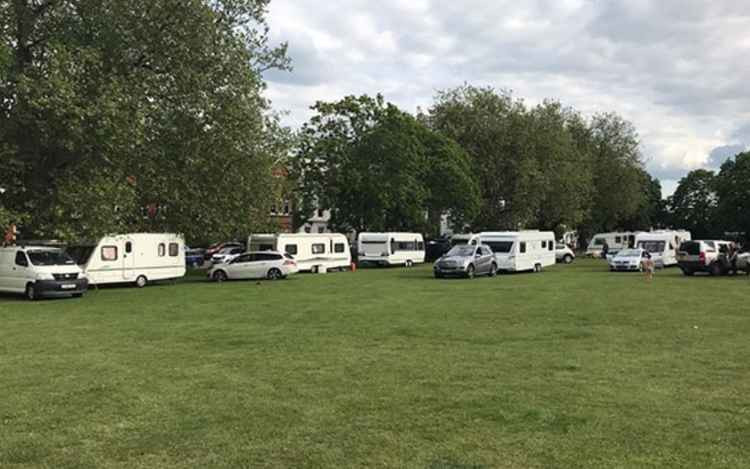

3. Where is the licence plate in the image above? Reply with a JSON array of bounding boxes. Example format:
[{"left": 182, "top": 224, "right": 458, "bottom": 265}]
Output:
[{"left": 61, "top": 284, "right": 76, "bottom": 290}]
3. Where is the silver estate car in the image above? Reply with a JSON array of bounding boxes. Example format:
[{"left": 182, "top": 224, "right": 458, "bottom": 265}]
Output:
[{"left": 434, "top": 244, "right": 497, "bottom": 279}]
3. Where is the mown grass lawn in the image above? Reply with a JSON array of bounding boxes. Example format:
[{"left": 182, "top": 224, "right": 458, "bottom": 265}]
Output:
[{"left": 1, "top": 259, "right": 749, "bottom": 468}]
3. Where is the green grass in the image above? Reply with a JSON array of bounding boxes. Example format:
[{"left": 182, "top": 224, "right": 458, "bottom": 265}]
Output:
[{"left": 1, "top": 259, "right": 749, "bottom": 468}]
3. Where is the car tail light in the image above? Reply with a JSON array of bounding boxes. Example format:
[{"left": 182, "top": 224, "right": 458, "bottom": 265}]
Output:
[
  {"left": 284, "top": 260, "right": 296, "bottom": 266},
  {"left": 699, "top": 252, "right": 706, "bottom": 263}
]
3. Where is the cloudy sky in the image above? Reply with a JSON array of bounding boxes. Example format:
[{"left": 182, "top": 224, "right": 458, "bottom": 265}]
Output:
[{"left": 264, "top": 0, "right": 750, "bottom": 197}]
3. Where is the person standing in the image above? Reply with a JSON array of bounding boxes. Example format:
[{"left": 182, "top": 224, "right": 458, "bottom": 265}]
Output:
[
  {"left": 601, "top": 240, "right": 609, "bottom": 259},
  {"left": 642, "top": 251, "right": 655, "bottom": 281}
]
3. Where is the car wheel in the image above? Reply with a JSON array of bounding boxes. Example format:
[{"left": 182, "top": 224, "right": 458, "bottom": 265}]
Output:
[
  {"left": 212, "top": 270, "right": 227, "bottom": 282},
  {"left": 135, "top": 275, "right": 148, "bottom": 288},
  {"left": 489, "top": 263, "right": 497, "bottom": 277},
  {"left": 72, "top": 293, "right": 84, "bottom": 298},
  {"left": 25, "top": 283, "right": 37, "bottom": 301},
  {"left": 534, "top": 263, "right": 542, "bottom": 273},
  {"left": 563, "top": 254, "right": 573, "bottom": 264},
  {"left": 405, "top": 260, "right": 413, "bottom": 268},
  {"left": 466, "top": 265, "right": 475, "bottom": 279},
  {"left": 681, "top": 268, "right": 694, "bottom": 276},
  {"left": 267, "top": 268, "right": 283, "bottom": 280},
  {"left": 434, "top": 272, "right": 443, "bottom": 279}
]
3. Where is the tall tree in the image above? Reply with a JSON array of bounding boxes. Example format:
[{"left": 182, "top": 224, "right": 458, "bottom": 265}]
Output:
[
  {"left": 293, "top": 95, "right": 479, "bottom": 235},
  {"left": 666, "top": 169, "right": 717, "bottom": 239},
  {"left": 0, "top": 0, "right": 290, "bottom": 244},
  {"left": 715, "top": 152, "right": 750, "bottom": 242}
]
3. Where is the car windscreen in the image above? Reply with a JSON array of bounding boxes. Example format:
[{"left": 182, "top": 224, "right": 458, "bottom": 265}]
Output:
[
  {"left": 485, "top": 241, "right": 513, "bottom": 253},
  {"left": 447, "top": 246, "right": 475, "bottom": 257},
  {"left": 637, "top": 241, "right": 665, "bottom": 253},
  {"left": 65, "top": 246, "right": 95, "bottom": 265},
  {"left": 617, "top": 249, "right": 641, "bottom": 257},
  {"left": 27, "top": 249, "right": 77, "bottom": 266}
]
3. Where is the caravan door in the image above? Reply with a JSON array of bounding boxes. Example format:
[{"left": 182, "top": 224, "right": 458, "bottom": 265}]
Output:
[{"left": 122, "top": 239, "right": 136, "bottom": 281}]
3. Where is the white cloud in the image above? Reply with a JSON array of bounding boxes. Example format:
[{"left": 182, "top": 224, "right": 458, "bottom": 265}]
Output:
[{"left": 264, "top": 0, "right": 750, "bottom": 187}]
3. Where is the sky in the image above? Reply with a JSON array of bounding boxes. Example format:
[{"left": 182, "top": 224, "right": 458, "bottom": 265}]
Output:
[{"left": 263, "top": 0, "right": 750, "bottom": 198}]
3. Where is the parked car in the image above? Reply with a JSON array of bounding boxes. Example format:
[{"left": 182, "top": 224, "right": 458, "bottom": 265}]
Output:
[
  {"left": 204, "top": 241, "right": 244, "bottom": 260},
  {"left": 736, "top": 252, "right": 750, "bottom": 274},
  {"left": 676, "top": 240, "right": 731, "bottom": 276},
  {"left": 555, "top": 243, "right": 575, "bottom": 264},
  {"left": 0, "top": 246, "right": 88, "bottom": 300},
  {"left": 208, "top": 251, "right": 297, "bottom": 281},
  {"left": 185, "top": 248, "right": 205, "bottom": 268},
  {"left": 433, "top": 244, "right": 497, "bottom": 279},
  {"left": 210, "top": 246, "right": 245, "bottom": 264},
  {"left": 608, "top": 248, "right": 652, "bottom": 272}
]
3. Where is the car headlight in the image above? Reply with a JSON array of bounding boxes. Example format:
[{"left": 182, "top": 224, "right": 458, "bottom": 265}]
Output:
[{"left": 36, "top": 272, "right": 54, "bottom": 281}]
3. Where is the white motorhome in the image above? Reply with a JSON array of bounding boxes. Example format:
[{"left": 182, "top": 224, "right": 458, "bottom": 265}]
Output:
[
  {"left": 66, "top": 233, "right": 186, "bottom": 287},
  {"left": 635, "top": 230, "right": 692, "bottom": 267},
  {"left": 357, "top": 232, "right": 425, "bottom": 267},
  {"left": 585, "top": 232, "right": 640, "bottom": 257},
  {"left": 474, "top": 231, "right": 556, "bottom": 273},
  {"left": 247, "top": 233, "right": 351, "bottom": 273},
  {"left": 0, "top": 245, "right": 88, "bottom": 300}
]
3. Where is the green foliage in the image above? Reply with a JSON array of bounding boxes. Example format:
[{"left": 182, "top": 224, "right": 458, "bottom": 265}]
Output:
[
  {"left": 666, "top": 169, "right": 717, "bottom": 239},
  {"left": 1, "top": 0, "right": 289, "bottom": 244},
  {"left": 293, "top": 95, "right": 480, "bottom": 234},
  {"left": 715, "top": 152, "right": 750, "bottom": 241}
]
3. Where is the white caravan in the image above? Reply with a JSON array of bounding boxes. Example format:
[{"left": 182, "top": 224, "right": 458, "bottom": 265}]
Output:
[
  {"left": 358, "top": 232, "right": 426, "bottom": 267},
  {"left": 585, "top": 232, "right": 640, "bottom": 257},
  {"left": 66, "top": 233, "right": 186, "bottom": 287},
  {"left": 247, "top": 233, "right": 351, "bottom": 273},
  {"left": 635, "top": 230, "right": 691, "bottom": 267},
  {"left": 469, "top": 231, "right": 556, "bottom": 273},
  {"left": 0, "top": 246, "right": 88, "bottom": 300},
  {"left": 449, "top": 233, "right": 476, "bottom": 246}
]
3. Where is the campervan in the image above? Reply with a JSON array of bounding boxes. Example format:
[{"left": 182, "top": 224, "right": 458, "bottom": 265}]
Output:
[
  {"left": 66, "top": 233, "right": 186, "bottom": 287},
  {"left": 474, "top": 231, "right": 556, "bottom": 272},
  {"left": 0, "top": 245, "right": 88, "bottom": 300},
  {"left": 357, "top": 232, "right": 426, "bottom": 267},
  {"left": 635, "top": 230, "right": 691, "bottom": 267},
  {"left": 247, "top": 233, "right": 351, "bottom": 273},
  {"left": 585, "top": 232, "right": 640, "bottom": 257}
]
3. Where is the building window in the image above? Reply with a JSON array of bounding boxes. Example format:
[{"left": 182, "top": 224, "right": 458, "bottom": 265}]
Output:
[
  {"left": 312, "top": 243, "right": 325, "bottom": 254},
  {"left": 519, "top": 242, "right": 527, "bottom": 254},
  {"left": 169, "top": 243, "right": 179, "bottom": 257},
  {"left": 334, "top": 243, "right": 345, "bottom": 253},
  {"left": 102, "top": 246, "right": 118, "bottom": 261},
  {"left": 285, "top": 244, "right": 298, "bottom": 255},
  {"left": 158, "top": 243, "right": 166, "bottom": 257}
]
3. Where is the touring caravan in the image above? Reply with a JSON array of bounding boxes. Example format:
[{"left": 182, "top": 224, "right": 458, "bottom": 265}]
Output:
[
  {"left": 635, "top": 230, "right": 691, "bottom": 267},
  {"left": 358, "top": 232, "right": 426, "bottom": 267},
  {"left": 449, "top": 233, "right": 476, "bottom": 246},
  {"left": 247, "top": 233, "right": 351, "bottom": 273},
  {"left": 475, "top": 231, "right": 556, "bottom": 273},
  {"left": 66, "top": 233, "right": 186, "bottom": 287},
  {"left": 585, "top": 232, "right": 640, "bottom": 257}
]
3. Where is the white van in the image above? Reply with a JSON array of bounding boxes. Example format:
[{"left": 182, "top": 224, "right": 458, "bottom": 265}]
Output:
[
  {"left": 247, "top": 233, "right": 351, "bottom": 273},
  {"left": 635, "top": 230, "right": 692, "bottom": 267},
  {"left": 358, "top": 232, "right": 426, "bottom": 267},
  {"left": 585, "top": 232, "right": 640, "bottom": 257},
  {"left": 472, "top": 231, "right": 556, "bottom": 273},
  {"left": 66, "top": 233, "right": 186, "bottom": 287},
  {"left": 0, "top": 246, "right": 88, "bottom": 300}
]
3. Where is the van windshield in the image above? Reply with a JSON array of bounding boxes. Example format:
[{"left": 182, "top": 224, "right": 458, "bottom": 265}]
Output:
[
  {"left": 66, "top": 246, "right": 95, "bottom": 265},
  {"left": 27, "top": 249, "right": 76, "bottom": 266}
]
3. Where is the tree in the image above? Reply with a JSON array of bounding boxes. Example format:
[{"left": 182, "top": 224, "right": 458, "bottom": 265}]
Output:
[
  {"left": 293, "top": 95, "right": 479, "bottom": 235},
  {"left": 666, "top": 169, "right": 717, "bottom": 239},
  {"left": 715, "top": 152, "right": 750, "bottom": 242},
  {"left": 623, "top": 170, "right": 667, "bottom": 231},
  {"left": 1, "top": 0, "right": 290, "bottom": 244}
]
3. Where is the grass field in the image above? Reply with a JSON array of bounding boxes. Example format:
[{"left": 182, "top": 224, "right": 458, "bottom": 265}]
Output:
[{"left": 1, "top": 259, "right": 749, "bottom": 468}]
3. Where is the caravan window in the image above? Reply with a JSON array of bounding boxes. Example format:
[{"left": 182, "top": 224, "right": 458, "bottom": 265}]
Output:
[
  {"left": 158, "top": 243, "right": 166, "bottom": 257},
  {"left": 541, "top": 241, "right": 547, "bottom": 249},
  {"left": 520, "top": 242, "right": 527, "bottom": 253},
  {"left": 395, "top": 241, "right": 417, "bottom": 251},
  {"left": 312, "top": 243, "right": 325, "bottom": 254},
  {"left": 125, "top": 242, "right": 132, "bottom": 254},
  {"left": 593, "top": 238, "right": 604, "bottom": 246},
  {"left": 169, "top": 243, "right": 179, "bottom": 257},
  {"left": 285, "top": 244, "right": 298, "bottom": 255},
  {"left": 548, "top": 241, "right": 554, "bottom": 251},
  {"left": 101, "top": 246, "right": 118, "bottom": 261},
  {"left": 637, "top": 241, "right": 665, "bottom": 254},
  {"left": 334, "top": 243, "right": 346, "bottom": 253},
  {"left": 417, "top": 241, "right": 424, "bottom": 251},
  {"left": 615, "top": 236, "right": 622, "bottom": 244},
  {"left": 486, "top": 241, "right": 513, "bottom": 253}
]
